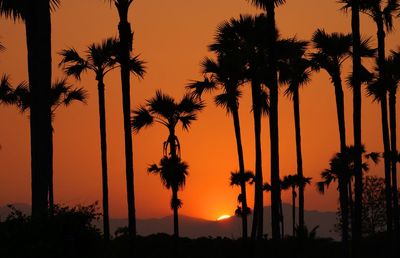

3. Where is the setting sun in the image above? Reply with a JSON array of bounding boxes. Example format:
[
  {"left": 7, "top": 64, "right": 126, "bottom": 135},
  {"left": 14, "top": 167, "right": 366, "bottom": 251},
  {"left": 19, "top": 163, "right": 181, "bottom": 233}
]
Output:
[{"left": 217, "top": 215, "right": 231, "bottom": 221}]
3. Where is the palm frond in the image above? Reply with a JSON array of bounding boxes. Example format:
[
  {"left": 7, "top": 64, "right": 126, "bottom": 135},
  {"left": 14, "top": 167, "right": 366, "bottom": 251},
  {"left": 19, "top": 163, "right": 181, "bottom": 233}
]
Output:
[
  {"left": 131, "top": 105, "right": 154, "bottom": 133},
  {"left": 186, "top": 77, "right": 216, "bottom": 99},
  {"left": 129, "top": 55, "right": 146, "bottom": 78},
  {"left": 0, "top": 0, "right": 26, "bottom": 21}
]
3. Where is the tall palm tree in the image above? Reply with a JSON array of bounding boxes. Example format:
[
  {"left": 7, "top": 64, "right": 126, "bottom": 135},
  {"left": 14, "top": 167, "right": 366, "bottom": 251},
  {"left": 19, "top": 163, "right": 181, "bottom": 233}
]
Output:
[
  {"left": 357, "top": 0, "right": 400, "bottom": 238},
  {"left": 132, "top": 90, "right": 204, "bottom": 237},
  {"left": 148, "top": 156, "right": 188, "bottom": 238},
  {"left": 187, "top": 53, "right": 250, "bottom": 239},
  {"left": 247, "top": 0, "right": 286, "bottom": 240},
  {"left": 105, "top": 0, "right": 137, "bottom": 237},
  {"left": 208, "top": 14, "right": 270, "bottom": 240},
  {"left": 279, "top": 38, "right": 311, "bottom": 239},
  {"left": 59, "top": 38, "right": 145, "bottom": 241},
  {"left": 281, "top": 174, "right": 312, "bottom": 237},
  {"left": 311, "top": 28, "right": 352, "bottom": 245},
  {"left": 0, "top": 0, "right": 59, "bottom": 219}
]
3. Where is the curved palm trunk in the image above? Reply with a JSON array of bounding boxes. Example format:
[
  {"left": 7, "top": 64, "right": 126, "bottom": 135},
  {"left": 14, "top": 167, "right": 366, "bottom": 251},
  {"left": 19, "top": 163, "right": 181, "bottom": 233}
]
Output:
[
  {"left": 351, "top": 0, "right": 363, "bottom": 246},
  {"left": 49, "top": 137, "right": 54, "bottom": 216},
  {"left": 292, "top": 186, "right": 296, "bottom": 237},
  {"left": 116, "top": 4, "right": 136, "bottom": 238},
  {"left": 266, "top": 1, "right": 281, "bottom": 241},
  {"left": 231, "top": 107, "right": 248, "bottom": 240},
  {"left": 250, "top": 81, "right": 263, "bottom": 241},
  {"left": 389, "top": 90, "right": 399, "bottom": 239},
  {"left": 332, "top": 73, "right": 349, "bottom": 254},
  {"left": 293, "top": 87, "right": 305, "bottom": 237},
  {"left": 97, "top": 79, "right": 110, "bottom": 241},
  {"left": 376, "top": 18, "right": 393, "bottom": 237},
  {"left": 26, "top": 0, "right": 52, "bottom": 219}
]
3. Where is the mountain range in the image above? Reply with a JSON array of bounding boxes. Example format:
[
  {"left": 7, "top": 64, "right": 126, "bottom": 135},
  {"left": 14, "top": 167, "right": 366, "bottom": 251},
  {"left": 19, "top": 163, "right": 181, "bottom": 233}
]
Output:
[{"left": 0, "top": 203, "right": 338, "bottom": 240}]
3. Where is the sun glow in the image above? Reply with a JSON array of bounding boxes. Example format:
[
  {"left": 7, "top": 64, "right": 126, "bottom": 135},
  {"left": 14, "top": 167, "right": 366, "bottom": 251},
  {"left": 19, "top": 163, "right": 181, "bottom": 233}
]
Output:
[{"left": 217, "top": 215, "right": 231, "bottom": 221}]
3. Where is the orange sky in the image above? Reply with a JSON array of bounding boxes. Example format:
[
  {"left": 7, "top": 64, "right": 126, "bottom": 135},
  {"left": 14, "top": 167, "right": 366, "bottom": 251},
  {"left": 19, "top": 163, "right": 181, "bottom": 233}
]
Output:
[{"left": 0, "top": 0, "right": 399, "bottom": 221}]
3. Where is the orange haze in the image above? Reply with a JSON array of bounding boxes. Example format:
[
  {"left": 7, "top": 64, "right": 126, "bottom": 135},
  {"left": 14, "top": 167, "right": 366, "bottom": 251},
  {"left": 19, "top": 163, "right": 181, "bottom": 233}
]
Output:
[{"left": 0, "top": 0, "right": 399, "bottom": 221}]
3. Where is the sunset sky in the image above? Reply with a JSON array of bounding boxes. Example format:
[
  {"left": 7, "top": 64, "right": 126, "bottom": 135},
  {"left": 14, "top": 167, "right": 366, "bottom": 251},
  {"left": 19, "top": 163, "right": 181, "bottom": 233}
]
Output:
[{"left": 0, "top": 0, "right": 399, "bottom": 221}]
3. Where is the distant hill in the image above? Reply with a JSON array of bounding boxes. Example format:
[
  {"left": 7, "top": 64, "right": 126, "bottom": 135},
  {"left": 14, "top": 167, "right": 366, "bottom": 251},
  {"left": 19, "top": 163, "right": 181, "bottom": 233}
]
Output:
[{"left": 0, "top": 203, "right": 338, "bottom": 240}]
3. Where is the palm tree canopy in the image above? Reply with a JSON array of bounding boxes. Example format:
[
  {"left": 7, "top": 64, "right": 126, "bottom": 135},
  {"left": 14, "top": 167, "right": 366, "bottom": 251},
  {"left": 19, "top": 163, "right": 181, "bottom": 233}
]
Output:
[
  {"left": 281, "top": 174, "right": 312, "bottom": 190},
  {"left": 247, "top": 0, "right": 286, "bottom": 10},
  {"left": 13, "top": 78, "right": 87, "bottom": 114},
  {"left": 148, "top": 156, "right": 189, "bottom": 191},
  {"left": 230, "top": 170, "right": 255, "bottom": 186},
  {"left": 132, "top": 90, "right": 204, "bottom": 133},
  {"left": 0, "top": 0, "right": 60, "bottom": 21},
  {"left": 59, "top": 38, "right": 146, "bottom": 81}
]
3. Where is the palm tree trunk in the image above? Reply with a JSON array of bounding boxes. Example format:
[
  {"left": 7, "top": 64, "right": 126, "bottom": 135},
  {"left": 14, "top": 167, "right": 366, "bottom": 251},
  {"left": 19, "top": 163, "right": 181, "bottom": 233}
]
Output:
[
  {"left": 351, "top": 0, "right": 363, "bottom": 246},
  {"left": 376, "top": 18, "right": 393, "bottom": 237},
  {"left": 232, "top": 107, "right": 248, "bottom": 240},
  {"left": 348, "top": 179, "right": 354, "bottom": 235},
  {"left": 266, "top": 1, "right": 281, "bottom": 241},
  {"left": 293, "top": 87, "right": 305, "bottom": 237},
  {"left": 250, "top": 81, "right": 263, "bottom": 241},
  {"left": 172, "top": 188, "right": 180, "bottom": 238},
  {"left": 26, "top": 0, "right": 52, "bottom": 219},
  {"left": 292, "top": 187, "right": 296, "bottom": 237},
  {"left": 332, "top": 73, "right": 349, "bottom": 255},
  {"left": 49, "top": 136, "right": 54, "bottom": 216},
  {"left": 280, "top": 198, "right": 284, "bottom": 237},
  {"left": 97, "top": 80, "right": 110, "bottom": 241},
  {"left": 116, "top": 4, "right": 136, "bottom": 238},
  {"left": 389, "top": 90, "right": 399, "bottom": 240}
]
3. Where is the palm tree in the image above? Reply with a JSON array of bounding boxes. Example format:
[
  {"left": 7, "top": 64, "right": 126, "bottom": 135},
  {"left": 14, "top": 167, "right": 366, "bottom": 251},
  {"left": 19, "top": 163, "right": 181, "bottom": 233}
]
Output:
[
  {"left": 132, "top": 90, "right": 204, "bottom": 237},
  {"left": 105, "top": 0, "right": 137, "bottom": 237},
  {"left": 187, "top": 53, "right": 250, "bottom": 239},
  {"left": 0, "top": 75, "right": 18, "bottom": 105},
  {"left": 59, "top": 38, "right": 145, "bottom": 241},
  {"left": 247, "top": 0, "right": 286, "bottom": 240},
  {"left": 208, "top": 14, "right": 270, "bottom": 240},
  {"left": 0, "top": 0, "right": 60, "bottom": 219},
  {"left": 281, "top": 174, "right": 312, "bottom": 237},
  {"left": 311, "top": 28, "right": 351, "bottom": 245},
  {"left": 230, "top": 170, "right": 254, "bottom": 219},
  {"left": 148, "top": 156, "right": 188, "bottom": 238},
  {"left": 279, "top": 38, "right": 311, "bottom": 239},
  {"left": 358, "top": 0, "right": 400, "bottom": 238}
]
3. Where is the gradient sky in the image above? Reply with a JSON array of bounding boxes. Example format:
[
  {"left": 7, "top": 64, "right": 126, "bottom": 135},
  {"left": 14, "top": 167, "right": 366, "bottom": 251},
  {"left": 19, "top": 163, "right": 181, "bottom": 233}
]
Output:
[{"left": 0, "top": 0, "right": 399, "bottom": 221}]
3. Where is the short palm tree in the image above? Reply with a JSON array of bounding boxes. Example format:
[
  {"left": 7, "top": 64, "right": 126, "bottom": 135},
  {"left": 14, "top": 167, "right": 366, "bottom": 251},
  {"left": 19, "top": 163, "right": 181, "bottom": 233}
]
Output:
[
  {"left": 59, "top": 37, "right": 145, "bottom": 241},
  {"left": 279, "top": 38, "right": 311, "bottom": 238},
  {"left": 0, "top": 0, "right": 60, "bottom": 219},
  {"left": 105, "top": 0, "right": 137, "bottom": 237},
  {"left": 148, "top": 156, "right": 188, "bottom": 238},
  {"left": 132, "top": 90, "right": 204, "bottom": 237},
  {"left": 187, "top": 53, "right": 250, "bottom": 239},
  {"left": 230, "top": 170, "right": 254, "bottom": 219},
  {"left": 281, "top": 174, "right": 312, "bottom": 237},
  {"left": 311, "top": 28, "right": 352, "bottom": 245}
]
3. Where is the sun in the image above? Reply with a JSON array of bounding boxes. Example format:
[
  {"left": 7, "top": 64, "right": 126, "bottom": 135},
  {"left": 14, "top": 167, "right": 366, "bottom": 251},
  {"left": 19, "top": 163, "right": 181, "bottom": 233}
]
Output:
[{"left": 217, "top": 214, "right": 231, "bottom": 221}]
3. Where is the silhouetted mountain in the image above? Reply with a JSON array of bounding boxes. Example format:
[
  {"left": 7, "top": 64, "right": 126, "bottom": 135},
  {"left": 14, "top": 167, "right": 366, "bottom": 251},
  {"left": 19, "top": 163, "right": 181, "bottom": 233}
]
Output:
[{"left": 0, "top": 203, "right": 338, "bottom": 239}]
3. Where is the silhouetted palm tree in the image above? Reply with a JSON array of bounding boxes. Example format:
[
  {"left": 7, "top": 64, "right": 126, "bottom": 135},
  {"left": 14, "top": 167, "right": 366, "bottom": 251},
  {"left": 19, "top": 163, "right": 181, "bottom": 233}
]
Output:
[
  {"left": 132, "top": 90, "right": 203, "bottom": 237},
  {"left": 0, "top": 75, "right": 18, "bottom": 105},
  {"left": 248, "top": 0, "right": 286, "bottom": 240},
  {"left": 0, "top": 0, "right": 60, "bottom": 219},
  {"left": 209, "top": 14, "right": 270, "bottom": 240},
  {"left": 311, "top": 28, "right": 351, "bottom": 245},
  {"left": 279, "top": 38, "right": 311, "bottom": 239},
  {"left": 281, "top": 174, "right": 311, "bottom": 237},
  {"left": 148, "top": 156, "right": 188, "bottom": 238},
  {"left": 105, "top": 0, "right": 137, "bottom": 237},
  {"left": 357, "top": 0, "right": 400, "bottom": 238},
  {"left": 187, "top": 53, "right": 250, "bottom": 239},
  {"left": 230, "top": 170, "right": 254, "bottom": 219},
  {"left": 59, "top": 37, "right": 145, "bottom": 241}
]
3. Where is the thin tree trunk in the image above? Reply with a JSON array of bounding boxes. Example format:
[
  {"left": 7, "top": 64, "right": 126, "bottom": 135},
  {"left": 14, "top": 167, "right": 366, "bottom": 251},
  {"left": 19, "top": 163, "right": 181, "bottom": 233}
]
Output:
[
  {"left": 250, "top": 81, "right": 263, "bottom": 241},
  {"left": 116, "top": 6, "right": 136, "bottom": 237},
  {"left": 232, "top": 107, "right": 248, "bottom": 240},
  {"left": 172, "top": 188, "right": 180, "bottom": 238},
  {"left": 351, "top": 0, "right": 363, "bottom": 248},
  {"left": 97, "top": 80, "right": 110, "bottom": 241},
  {"left": 266, "top": 1, "right": 281, "bottom": 241},
  {"left": 292, "top": 187, "right": 296, "bottom": 237},
  {"left": 348, "top": 179, "right": 354, "bottom": 235},
  {"left": 49, "top": 134, "right": 54, "bottom": 216},
  {"left": 169, "top": 130, "right": 180, "bottom": 240},
  {"left": 26, "top": 0, "right": 52, "bottom": 219},
  {"left": 293, "top": 87, "right": 305, "bottom": 238},
  {"left": 376, "top": 18, "right": 393, "bottom": 237},
  {"left": 389, "top": 90, "right": 399, "bottom": 240},
  {"left": 332, "top": 73, "right": 349, "bottom": 256}
]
